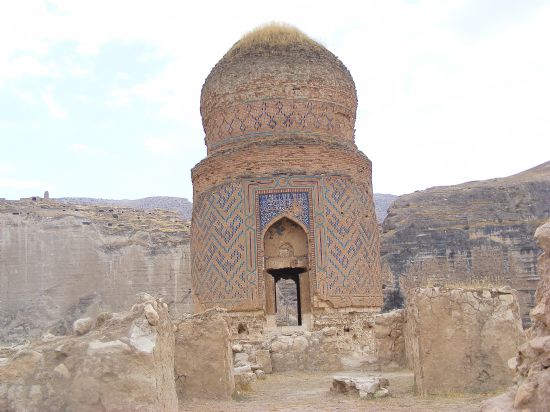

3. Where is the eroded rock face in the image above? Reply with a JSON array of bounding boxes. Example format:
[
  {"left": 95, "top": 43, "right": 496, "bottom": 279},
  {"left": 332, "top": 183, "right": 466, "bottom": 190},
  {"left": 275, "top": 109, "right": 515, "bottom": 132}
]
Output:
[
  {"left": 483, "top": 221, "right": 550, "bottom": 411},
  {"left": 0, "top": 199, "right": 191, "bottom": 344},
  {"left": 381, "top": 161, "right": 550, "bottom": 325},
  {"left": 405, "top": 286, "right": 524, "bottom": 395},
  {"left": 0, "top": 297, "right": 178, "bottom": 411},
  {"left": 174, "top": 309, "right": 235, "bottom": 400}
]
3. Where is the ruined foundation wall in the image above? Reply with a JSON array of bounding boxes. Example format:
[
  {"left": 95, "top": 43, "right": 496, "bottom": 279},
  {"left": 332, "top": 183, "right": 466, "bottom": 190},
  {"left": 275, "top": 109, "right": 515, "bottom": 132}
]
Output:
[
  {"left": 227, "top": 311, "right": 380, "bottom": 373},
  {"left": 174, "top": 309, "right": 235, "bottom": 400},
  {"left": 373, "top": 309, "right": 406, "bottom": 369},
  {"left": 511, "top": 221, "right": 550, "bottom": 409},
  {"left": 405, "top": 286, "right": 524, "bottom": 395},
  {"left": 0, "top": 296, "right": 178, "bottom": 412}
]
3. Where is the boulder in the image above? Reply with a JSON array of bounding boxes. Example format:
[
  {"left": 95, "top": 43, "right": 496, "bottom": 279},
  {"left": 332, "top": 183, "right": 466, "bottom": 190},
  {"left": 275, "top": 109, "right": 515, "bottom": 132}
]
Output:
[
  {"left": 72, "top": 317, "right": 94, "bottom": 335},
  {"left": 234, "top": 352, "right": 249, "bottom": 367}
]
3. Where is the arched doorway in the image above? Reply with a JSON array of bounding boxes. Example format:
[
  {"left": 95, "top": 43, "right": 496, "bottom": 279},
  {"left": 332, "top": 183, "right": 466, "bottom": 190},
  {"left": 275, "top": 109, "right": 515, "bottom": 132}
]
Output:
[{"left": 263, "top": 217, "right": 311, "bottom": 328}]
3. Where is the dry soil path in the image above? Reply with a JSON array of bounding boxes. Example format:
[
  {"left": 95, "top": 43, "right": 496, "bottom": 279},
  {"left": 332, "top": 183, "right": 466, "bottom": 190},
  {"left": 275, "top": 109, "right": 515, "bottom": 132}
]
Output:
[{"left": 180, "top": 370, "right": 496, "bottom": 411}]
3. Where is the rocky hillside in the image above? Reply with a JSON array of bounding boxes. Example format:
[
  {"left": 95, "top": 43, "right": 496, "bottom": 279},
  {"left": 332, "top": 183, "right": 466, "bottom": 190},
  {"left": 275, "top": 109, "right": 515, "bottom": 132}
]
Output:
[
  {"left": 57, "top": 196, "right": 193, "bottom": 220},
  {"left": 381, "top": 161, "right": 550, "bottom": 325},
  {"left": 58, "top": 195, "right": 393, "bottom": 223},
  {"left": 0, "top": 198, "right": 192, "bottom": 344}
]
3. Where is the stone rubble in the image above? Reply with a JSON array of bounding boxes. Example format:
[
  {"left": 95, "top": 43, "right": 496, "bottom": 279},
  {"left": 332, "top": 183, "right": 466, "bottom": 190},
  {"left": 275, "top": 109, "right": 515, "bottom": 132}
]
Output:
[
  {"left": 331, "top": 375, "right": 390, "bottom": 399},
  {"left": 230, "top": 316, "right": 382, "bottom": 374}
]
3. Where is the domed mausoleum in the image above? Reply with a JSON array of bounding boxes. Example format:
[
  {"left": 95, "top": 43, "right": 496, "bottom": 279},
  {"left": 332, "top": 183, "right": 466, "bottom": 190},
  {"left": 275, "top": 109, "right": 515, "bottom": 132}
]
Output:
[{"left": 191, "top": 24, "right": 382, "bottom": 330}]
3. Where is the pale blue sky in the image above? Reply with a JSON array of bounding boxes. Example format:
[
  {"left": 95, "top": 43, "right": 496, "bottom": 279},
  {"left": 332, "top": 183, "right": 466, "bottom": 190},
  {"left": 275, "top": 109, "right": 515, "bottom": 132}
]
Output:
[{"left": 1, "top": 0, "right": 549, "bottom": 201}]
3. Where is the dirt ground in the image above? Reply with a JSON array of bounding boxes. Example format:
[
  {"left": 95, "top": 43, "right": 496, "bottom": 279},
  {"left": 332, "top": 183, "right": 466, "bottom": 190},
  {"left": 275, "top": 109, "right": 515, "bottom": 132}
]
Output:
[{"left": 180, "top": 370, "right": 497, "bottom": 411}]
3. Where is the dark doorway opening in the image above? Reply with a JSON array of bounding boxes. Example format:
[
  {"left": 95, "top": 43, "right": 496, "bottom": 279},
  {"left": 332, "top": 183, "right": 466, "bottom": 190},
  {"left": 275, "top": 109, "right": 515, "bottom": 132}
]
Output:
[{"left": 267, "top": 267, "right": 305, "bottom": 326}]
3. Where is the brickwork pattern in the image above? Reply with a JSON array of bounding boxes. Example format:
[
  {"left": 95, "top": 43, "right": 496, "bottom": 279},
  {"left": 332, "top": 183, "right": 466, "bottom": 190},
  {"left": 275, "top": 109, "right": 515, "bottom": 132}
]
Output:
[
  {"left": 191, "top": 183, "right": 256, "bottom": 310},
  {"left": 191, "top": 141, "right": 371, "bottom": 197},
  {"left": 317, "top": 176, "right": 382, "bottom": 307},
  {"left": 192, "top": 175, "right": 382, "bottom": 310},
  {"left": 200, "top": 42, "right": 357, "bottom": 155},
  {"left": 205, "top": 99, "right": 354, "bottom": 150}
]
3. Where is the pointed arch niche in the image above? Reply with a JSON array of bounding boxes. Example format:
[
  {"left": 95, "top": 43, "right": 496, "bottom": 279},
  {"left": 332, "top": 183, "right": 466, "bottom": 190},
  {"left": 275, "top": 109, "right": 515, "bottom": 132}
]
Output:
[{"left": 262, "top": 216, "right": 311, "bottom": 329}]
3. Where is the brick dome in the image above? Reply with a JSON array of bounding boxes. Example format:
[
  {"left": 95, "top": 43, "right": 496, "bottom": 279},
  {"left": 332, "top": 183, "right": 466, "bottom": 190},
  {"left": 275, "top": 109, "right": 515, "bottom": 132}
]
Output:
[{"left": 200, "top": 24, "right": 358, "bottom": 154}]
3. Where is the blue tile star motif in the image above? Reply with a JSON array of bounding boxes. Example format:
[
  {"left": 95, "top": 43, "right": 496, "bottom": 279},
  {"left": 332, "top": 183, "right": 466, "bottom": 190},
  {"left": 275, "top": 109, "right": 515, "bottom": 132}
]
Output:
[{"left": 259, "top": 192, "right": 309, "bottom": 230}]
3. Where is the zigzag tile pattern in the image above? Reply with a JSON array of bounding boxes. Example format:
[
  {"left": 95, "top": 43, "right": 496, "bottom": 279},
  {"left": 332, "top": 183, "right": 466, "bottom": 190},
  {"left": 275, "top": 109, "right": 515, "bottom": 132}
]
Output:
[
  {"left": 191, "top": 183, "right": 254, "bottom": 309},
  {"left": 317, "top": 176, "right": 381, "bottom": 303}
]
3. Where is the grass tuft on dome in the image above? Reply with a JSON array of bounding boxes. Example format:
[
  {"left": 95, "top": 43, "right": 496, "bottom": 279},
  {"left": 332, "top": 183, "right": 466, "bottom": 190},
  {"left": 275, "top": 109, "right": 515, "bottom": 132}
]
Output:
[{"left": 227, "top": 23, "right": 322, "bottom": 56}]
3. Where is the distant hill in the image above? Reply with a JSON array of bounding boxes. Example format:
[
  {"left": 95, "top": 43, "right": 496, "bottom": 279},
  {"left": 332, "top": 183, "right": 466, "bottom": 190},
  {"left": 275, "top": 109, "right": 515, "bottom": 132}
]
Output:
[
  {"left": 380, "top": 160, "right": 550, "bottom": 323},
  {"left": 57, "top": 196, "right": 193, "bottom": 220},
  {"left": 58, "top": 194, "right": 396, "bottom": 223},
  {"left": 374, "top": 193, "right": 398, "bottom": 223}
]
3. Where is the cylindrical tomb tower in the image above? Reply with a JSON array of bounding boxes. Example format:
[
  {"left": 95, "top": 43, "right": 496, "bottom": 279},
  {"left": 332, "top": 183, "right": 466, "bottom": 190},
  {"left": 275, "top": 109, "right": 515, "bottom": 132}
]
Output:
[{"left": 191, "top": 24, "right": 382, "bottom": 330}]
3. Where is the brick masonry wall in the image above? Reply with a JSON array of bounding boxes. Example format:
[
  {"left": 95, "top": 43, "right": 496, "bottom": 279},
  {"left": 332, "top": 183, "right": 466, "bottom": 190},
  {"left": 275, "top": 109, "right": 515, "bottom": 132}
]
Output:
[{"left": 191, "top": 30, "right": 382, "bottom": 315}]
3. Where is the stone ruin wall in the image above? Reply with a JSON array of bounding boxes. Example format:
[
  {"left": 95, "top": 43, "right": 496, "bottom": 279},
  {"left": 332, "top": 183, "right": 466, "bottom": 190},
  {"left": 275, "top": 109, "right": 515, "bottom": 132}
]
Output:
[
  {"left": 405, "top": 286, "right": 524, "bottom": 395},
  {"left": 0, "top": 199, "right": 192, "bottom": 344},
  {"left": 394, "top": 233, "right": 540, "bottom": 322}
]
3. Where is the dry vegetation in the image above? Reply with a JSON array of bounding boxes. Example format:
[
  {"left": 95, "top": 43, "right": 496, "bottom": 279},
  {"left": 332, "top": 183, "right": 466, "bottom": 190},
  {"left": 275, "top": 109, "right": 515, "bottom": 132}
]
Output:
[{"left": 227, "top": 23, "right": 323, "bottom": 57}]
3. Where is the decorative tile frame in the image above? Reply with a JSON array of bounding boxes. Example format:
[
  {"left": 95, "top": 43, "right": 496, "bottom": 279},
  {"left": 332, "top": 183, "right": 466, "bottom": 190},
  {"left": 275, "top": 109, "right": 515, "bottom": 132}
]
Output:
[
  {"left": 243, "top": 176, "right": 321, "bottom": 307},
  {"left": 192, "top": 173, "right": 382, "bottom": 311}
]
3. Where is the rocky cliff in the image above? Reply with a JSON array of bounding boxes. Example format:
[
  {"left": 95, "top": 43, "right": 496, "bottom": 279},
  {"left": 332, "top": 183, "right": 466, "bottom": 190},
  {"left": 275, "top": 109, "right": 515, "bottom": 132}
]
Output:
[
  {"left": 374, "top": 193, "right": 398, "bottom": 223},
  {"left": 57, "top": 196, "right": 193, "bottom": 220},
  {"left": 0, "top": 199, "right": 191, "bottom": 344},
  {"left": 381, "top": 161, "right": 550, "bottom": 324}
]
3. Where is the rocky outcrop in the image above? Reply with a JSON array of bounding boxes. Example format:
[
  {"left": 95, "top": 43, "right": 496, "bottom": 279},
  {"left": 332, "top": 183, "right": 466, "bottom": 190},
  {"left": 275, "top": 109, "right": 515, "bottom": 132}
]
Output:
[
  {"left": 405, "top": 286, "right": 524, "bottom": 395},
  {"left": 381, "top": 161, "right": 550, "bottom": 325},
  {"left": 374, "top": 193, "right": 398, "bottom": 223},
  {"left": 0, "top": 296, "right": 178, "bottom": 411},
  {"left": 174, "top": 309, "right": 235, "bottom": 400},
  {"left": 0, "top": 199, "right": 192, "bottom": 344},
  {"left": 57, "top": 196, "right": 193, "bottom": 220},
  {"left": 482, "top": 221, "right": 550, "bottom": 411}
]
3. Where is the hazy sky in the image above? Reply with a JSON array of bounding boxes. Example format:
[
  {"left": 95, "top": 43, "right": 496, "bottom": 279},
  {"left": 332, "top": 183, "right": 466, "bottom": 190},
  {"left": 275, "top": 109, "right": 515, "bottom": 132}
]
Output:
[{"left": 1, "top": 0, "right": 549, "bottom": 201}]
